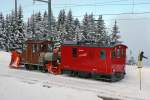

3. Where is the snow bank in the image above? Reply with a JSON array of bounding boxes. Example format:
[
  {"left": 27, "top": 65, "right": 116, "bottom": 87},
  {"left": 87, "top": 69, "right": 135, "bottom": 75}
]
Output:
[
  {"left": 0, "top": 51, "right": 150, "bottom": 100},
  {"left": 0, "top": 51, "right": 11, "bottom": 66},
  {"left": 0, "top": 51, "right": 102, "bottom": 100},
  {"left": 0, "top": 76, "right": 102, "bottom": 100}
]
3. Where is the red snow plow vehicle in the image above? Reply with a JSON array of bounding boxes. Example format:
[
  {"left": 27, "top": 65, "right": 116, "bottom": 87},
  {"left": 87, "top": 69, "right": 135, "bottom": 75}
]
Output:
[
  {"left": 10, "top": 39, "right": 61, "bottom": 74},
  {"left": 10, "top": 50, "right": 21, "bottom": 68},
  {"left": 10, "top": 40, "right": 127, "bottom": 81}
]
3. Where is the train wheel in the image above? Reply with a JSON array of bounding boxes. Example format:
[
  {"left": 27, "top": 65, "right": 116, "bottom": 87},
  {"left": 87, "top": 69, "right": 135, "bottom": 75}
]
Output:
[
  {"left": 28, "top": 65, "right": 33, "bottom": 70},
  {"left": 110, "top": 73, "right": 124, "bottom": 82},
  {"left": 110, "top": 74, "right": 117, "bottom": 82},
  {"left": 38, "top": 65, "right": 45, "bottom": 73},
  {"left": 78, "top": 72, "right": 91, "bottom": 78},
  {"left": 41, "top": 66, "right": 47, "bottom": 73},
  {"left": 25, "top": 64, "right": 29, "bottom": 70},
  {"left": 70, "top": 71, "right": 78, "bottom": 77},
  {"left": 32, "top": 65, "right": 38, "bottom": 70}
]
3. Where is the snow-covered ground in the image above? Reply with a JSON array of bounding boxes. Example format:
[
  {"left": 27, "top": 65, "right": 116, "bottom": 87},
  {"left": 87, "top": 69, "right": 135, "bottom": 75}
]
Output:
[
  {"left": 0, "top": 51, "right": 150, "bottom": 100},
  {"left": 0, "top": 51, "right": 102, "bottom": 100}
]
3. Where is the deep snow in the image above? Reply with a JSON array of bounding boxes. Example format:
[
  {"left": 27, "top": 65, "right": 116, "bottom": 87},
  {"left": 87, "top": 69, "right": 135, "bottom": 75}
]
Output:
[
  {"left": 0, "top": 51, "right": 150, "bottom": 100},
  {"left": 0, "top": 51, "right": 102, "bottom": 100}
]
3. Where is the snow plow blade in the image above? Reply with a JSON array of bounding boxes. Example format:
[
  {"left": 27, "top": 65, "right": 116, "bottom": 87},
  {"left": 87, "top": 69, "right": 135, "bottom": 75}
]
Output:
[
  {"left": 10, "top": 50, "right": 20, "bottom": 68},
  {"left": 45, "top": 62, "right": 61, "bottom": 75}
]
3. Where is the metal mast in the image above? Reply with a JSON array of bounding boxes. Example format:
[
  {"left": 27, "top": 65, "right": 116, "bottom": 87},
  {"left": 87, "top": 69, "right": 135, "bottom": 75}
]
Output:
[
  {"left": 15, "top": 0, "right": 17, "bottom": 19},
  {"left": 33, "top": 0, "right": 52, "bottom": 36}
]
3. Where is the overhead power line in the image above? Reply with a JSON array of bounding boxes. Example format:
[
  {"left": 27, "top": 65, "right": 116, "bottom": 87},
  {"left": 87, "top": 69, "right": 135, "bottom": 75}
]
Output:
[
  {"left": 53, "top": 2, "right": 150, "bottom": 8},
  {"left": 54, "top": 0, "right": 129, "bottom": 6},
  {"left": 73, "top": 11, "right": 150, "bottom": 18},
  {"left": 33, "top": 0, "right": 52, "bottom": 36},
  {"left": 116, "top": 18, "right": 150, "bottom": 21}
]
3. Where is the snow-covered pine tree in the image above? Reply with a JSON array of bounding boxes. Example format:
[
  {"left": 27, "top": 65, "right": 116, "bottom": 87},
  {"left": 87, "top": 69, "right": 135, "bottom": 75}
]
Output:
[
  {"left": 34, "top": 11, "right": 45, "bottom": 40},
  {"left": 9, "top": 10, "right": 18, "bottom": 50},
  {"left": 4, "top": 7, "right": 25, "bottom": 51},
  {"left": 27, "top": 18, "right": 32, "bottom": 38},
  {"left": 4, "top": 14, "right": 11, "bottom": 51},
  {"left": 65, "top": 10, "right": 74, "bottom": 41},
  {"left": 81, "top": 13, "right": 89, "bottom": 40},
  {"left": 0, "top": 13, "right": 5, "bottom": 30},
  {"left": 42, "top": 11, "right": 49, "bottom": 39},
  {"left": 73, "top": 18, "right": 81, "bottom": 41},
  {"left": 49, "top": 11, "right": 57, "bottom": 40},
  {"left": 95, "top": 15, "right": 108, "bottom": 45},
  {"left": 127, "top": 50, "right": 136, "bottom": 65},
  {"left": 57, "top": 9, "right": 67, "bottom": 43},
  {"left": 110, "top": 20, "right": 120, "bottom": 45},
  {"left": 27, "top": 13, "right": 35, "bottom": 38},
  {"left": 87, "top": 13, "right": 96, "bottom": 41},
  {"left": 16, "top": 6, "right": 25, "bottom": 49},
  {"left": 0, "top": 13, "right": 5, "bottom": 50}
]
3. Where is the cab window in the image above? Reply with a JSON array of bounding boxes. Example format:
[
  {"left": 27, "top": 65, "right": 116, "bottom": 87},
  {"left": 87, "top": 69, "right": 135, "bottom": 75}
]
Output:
[
  {"left": 100, "top": 50, "right": 106, "bottom": 59},
  {"left": 117, "top": 49, "right": 121, "bottom": 58},
  {"left": 72, "top": 48, "right": 77, "bottom": 58},
  {"left": 33, "top": 44, "right": 38, "bottom": 53},
  {"left": 111, "top": 50, "right": 115, "bottom": 58}
]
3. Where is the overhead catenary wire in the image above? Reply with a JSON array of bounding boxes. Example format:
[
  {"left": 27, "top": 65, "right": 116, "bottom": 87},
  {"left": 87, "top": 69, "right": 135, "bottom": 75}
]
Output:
[
  {"left": 53, "top": 0, "right": 129, "bottom": 6},
  {"left": 52, "top": 2, "right": 150, "bottom": 8},
  {"left": 1, "top": 0, "right": 150, "bottom": 22},
  {"left": 72, "top": 11, "right": 150, "bottom": 17}
]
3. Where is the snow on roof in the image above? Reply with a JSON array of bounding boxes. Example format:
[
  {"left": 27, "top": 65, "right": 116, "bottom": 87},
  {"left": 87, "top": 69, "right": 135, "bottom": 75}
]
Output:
[
  {"left": 25, "top": 39, "right": 53, "bottom": 44},
  {"left": 63, "top": 41, "right": 127, "bottom": 48}
]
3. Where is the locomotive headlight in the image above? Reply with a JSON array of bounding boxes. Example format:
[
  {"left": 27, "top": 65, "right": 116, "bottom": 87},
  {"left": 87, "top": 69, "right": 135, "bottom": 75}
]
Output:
[
  {"left": 112, "top": 68, "right": 115, "bottom": 72},
  {"left": 112, "top": 65, "right": 115, "bottom": 72}
]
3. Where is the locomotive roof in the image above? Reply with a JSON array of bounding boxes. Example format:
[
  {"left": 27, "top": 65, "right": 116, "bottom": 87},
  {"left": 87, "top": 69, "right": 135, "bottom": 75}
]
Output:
[
  {"left": 62, "top": 41, "right": 127, "bottom": 48},
  {"left": 25, "top": 39, "right": 53, "bottom": 44}
]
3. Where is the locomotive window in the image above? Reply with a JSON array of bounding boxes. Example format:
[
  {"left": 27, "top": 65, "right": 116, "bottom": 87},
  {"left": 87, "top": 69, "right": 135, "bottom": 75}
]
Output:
[
  {"left": 33, "top": 44, "right": 37, "bottom": 53},
  {"left": 122, "top": 49, "right": 125, "bottom": 57},
  {"left": 100, "top": 50, "right": 106, "bottom": 59},
  {"left": 117, "top": 49, "right": 121, "bottom": 58},
  {"left": 72, "top": 48, "right": 77, "bottom": 58},
  {"left": 41, "top": 44, "right": 47, "bottom": 52},
  {"left": 48, "top": 44, "right": 53, "bottom": 52},
  {"left": 111, "top": 50, "right": 115, "bottom": 58}
]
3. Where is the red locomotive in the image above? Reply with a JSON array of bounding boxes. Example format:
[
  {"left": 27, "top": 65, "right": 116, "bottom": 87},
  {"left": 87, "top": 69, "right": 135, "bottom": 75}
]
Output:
[{"left": 10, "top": 40, "right": 127, "bottom": 81}]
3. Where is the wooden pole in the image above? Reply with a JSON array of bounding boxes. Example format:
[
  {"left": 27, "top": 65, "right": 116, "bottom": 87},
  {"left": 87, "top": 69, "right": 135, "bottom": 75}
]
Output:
[
  {"left": 139, "top": 68, "right": 142, "bottom": 90},
  {"left": 138, "top": 50, "right": 142, "bottom": 91}
]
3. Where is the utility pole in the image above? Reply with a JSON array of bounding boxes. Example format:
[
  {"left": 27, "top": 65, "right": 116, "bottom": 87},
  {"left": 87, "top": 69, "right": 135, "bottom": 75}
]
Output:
[
  {"left": 15, "top": 0, "right": 17, "bottom": 20},
  {"left": 32, "top": 10, "right": 35, "bottom": 38},
  {"left": 132, "top": 0, "right": 134, "bottom": 14},
  {"left": 33, "top": 0, "right": 52, "bottom": 38}
]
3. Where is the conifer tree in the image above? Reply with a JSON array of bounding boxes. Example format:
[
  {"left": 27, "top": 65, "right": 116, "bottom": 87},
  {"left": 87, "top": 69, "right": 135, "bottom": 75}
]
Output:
[
  {"left": 73, "top": 18, "right": 81, "bottom": 41},
  {"left": 16, "top": 6, "right": 25, "bottom": 49},
  {"left": 0, "top": 13, "right": 5, "bottom": 50},
  {"left": 57, "top": 9, "right": 67, "bottom": 42},
  {"left": 82, "top": 13, "right": 89, "bottom": 40},
  {"left": 111, "top": 20, "right": 120, "bottom": 44},
  {"left": 65, "top": 10, "right": 74, "bottom": 40},
  {"left": 4, "top": 15, "right": 11, "bottom": 51},
  {"left": 87, "top": 13, "right": 95, "bottom": 40},
  {"left": 95, "top": 15, "right": 108, "bottom": 44},
  {"left": 0, "top": 13, "right": 5, "bottom": 49}
]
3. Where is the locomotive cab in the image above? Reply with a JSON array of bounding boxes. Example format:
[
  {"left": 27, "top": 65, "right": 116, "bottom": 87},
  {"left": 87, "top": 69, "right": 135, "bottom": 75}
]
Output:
[
  {"left": 61, "top": 42, "right": 127, "bottom": 81},
  {"left": 20, "top": 40, "right": 54, "bottom": 71}
]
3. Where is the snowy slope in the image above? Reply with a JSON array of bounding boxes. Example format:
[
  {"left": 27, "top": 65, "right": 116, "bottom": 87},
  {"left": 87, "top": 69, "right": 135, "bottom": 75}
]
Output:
[
  {"left": 0, "top": 51, "right": 11, "bottom": 66},
  {"left": 0, "top": 51, "right": 102, "bottom": 100},
  {"left": 0, "top": 51, "right": 150, "bottom": 100}
]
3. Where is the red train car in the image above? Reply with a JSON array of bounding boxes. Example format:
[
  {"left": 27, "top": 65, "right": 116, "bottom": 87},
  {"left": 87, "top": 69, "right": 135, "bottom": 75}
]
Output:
[
  {"left": 61, "top": 43, "right": 127, "bottom": 81},
  {"left": 10, "top": 39, "right": 127, "bottom": 81}
]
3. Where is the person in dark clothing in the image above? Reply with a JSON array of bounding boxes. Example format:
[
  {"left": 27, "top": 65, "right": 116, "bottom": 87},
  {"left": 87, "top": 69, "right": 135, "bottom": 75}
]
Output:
[
  {"left": 139, "top": 51, "right": 148, "bottom": 61},
  {"left": 138, "top": 51, "right": 148, "bottom": 68}
]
